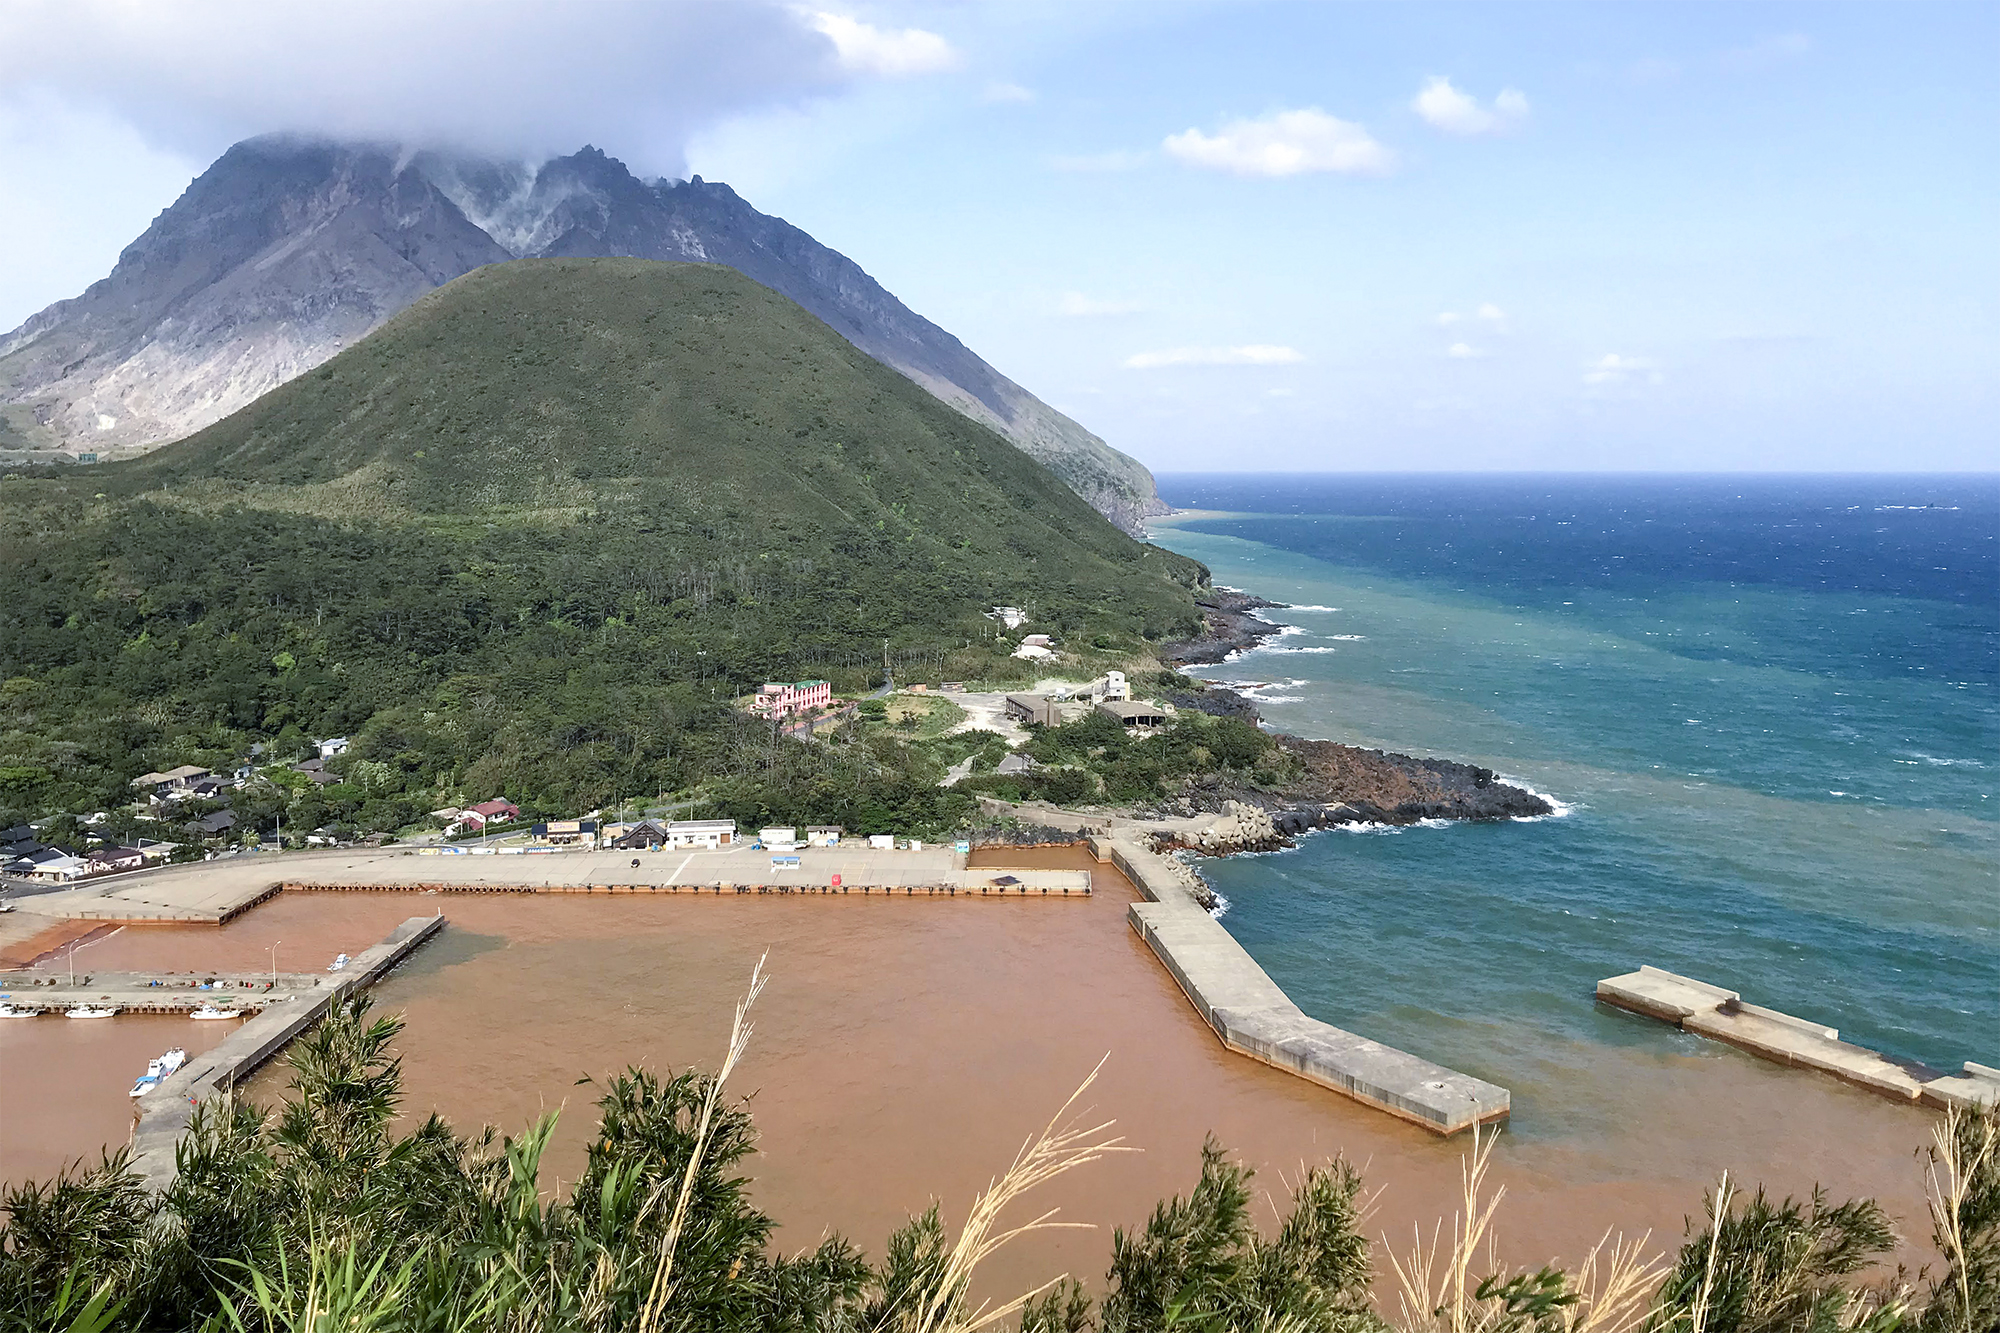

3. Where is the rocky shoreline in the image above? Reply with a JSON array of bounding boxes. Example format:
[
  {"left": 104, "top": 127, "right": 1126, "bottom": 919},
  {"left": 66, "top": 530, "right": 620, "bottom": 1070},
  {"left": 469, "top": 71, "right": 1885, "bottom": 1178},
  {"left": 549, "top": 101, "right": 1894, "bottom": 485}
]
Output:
[
  {"left": 1140, "top": 681, "right": 1557, "bottom": 861},
  {"left": 1160, "top": 587, "right": 1287, "bottom": 666}
]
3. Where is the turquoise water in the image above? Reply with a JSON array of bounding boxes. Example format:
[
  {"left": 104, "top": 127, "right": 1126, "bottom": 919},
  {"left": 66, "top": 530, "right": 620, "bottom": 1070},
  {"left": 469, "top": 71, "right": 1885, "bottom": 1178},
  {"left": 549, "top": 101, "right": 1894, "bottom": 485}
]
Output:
[{"left": 1151, "top": 475, "right": 1997, "bottom": 1141}]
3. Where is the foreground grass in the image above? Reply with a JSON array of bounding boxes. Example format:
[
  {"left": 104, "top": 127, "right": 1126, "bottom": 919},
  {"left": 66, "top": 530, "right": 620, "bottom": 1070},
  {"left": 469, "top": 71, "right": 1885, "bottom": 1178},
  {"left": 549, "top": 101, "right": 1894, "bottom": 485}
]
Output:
[{"left": 2, "top": 987, "right": 1993, "bottom": 1333}]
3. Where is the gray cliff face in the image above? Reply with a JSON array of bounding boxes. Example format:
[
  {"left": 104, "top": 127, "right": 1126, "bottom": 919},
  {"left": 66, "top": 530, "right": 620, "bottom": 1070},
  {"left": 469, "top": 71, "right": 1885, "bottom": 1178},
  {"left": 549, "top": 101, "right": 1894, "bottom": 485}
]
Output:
[{"left": 0, "top": 136, "right": 1166, "bottom": 531}]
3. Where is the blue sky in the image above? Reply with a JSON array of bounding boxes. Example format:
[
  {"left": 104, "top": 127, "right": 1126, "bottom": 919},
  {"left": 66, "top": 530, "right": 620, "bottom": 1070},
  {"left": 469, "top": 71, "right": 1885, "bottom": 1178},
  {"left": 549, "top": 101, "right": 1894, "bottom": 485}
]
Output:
[{"left": 3, "top": 1, "right": 1994, "bottom": 471}]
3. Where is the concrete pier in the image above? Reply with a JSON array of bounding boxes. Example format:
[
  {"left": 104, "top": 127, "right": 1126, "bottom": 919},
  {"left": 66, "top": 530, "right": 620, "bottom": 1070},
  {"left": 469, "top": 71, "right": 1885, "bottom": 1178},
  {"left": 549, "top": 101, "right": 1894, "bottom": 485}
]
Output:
[
  {"left": 0, "top": 968, "right": 327, "bottom": 1014},
  {"left": 5, "top": 845, "right": 1086, "bottom": 927},
  {"left": 1098, "top": 835, "right": 1509, "bottom": 1136},
  {"left": 127, "top": 915, "right": 445, "bottom": 1192},
  {"left": 1598, "top": 965, "right": 1999, "bottom": 1112}
]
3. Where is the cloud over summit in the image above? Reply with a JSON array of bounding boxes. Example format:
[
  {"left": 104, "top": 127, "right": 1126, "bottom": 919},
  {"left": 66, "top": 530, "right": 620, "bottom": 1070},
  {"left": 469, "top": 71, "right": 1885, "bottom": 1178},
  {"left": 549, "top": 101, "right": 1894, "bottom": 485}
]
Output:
[{"left": 0, "top": 0, "right": 908, "bottom": 175}]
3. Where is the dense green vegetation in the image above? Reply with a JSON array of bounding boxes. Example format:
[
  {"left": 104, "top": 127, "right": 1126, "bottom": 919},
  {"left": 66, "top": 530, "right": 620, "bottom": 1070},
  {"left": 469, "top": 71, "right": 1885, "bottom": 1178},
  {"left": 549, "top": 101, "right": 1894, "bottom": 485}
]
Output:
[
  {"left": 0, "top": 260, "right": 1205, "bottom": 834},
  {"left": 3, "top": 999, "right": 1993, "bottom": 1333},
  {"left": 959, "top": 695, "right": 1291, "bottom": 807}
]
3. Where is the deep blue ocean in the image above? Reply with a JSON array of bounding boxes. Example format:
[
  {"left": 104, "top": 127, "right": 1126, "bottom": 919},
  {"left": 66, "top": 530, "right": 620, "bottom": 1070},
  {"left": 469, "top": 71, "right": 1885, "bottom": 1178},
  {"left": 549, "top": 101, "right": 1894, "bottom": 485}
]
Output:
[{"left": 1150, "top": 474, "right": 1998, "bottom": 1142}]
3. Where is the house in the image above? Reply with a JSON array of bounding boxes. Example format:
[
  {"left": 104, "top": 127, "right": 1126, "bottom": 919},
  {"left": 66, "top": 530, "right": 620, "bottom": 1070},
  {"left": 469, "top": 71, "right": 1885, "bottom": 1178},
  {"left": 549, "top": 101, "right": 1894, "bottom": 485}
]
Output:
[
  {"left": 1021, "top": 634, "right": 1053, "bottom": 648},
  {"left": 1011, "top": 641, "right": 1054, "bottom": 660},
  {"left": 135, "top": 840, "right": 178, "bottom": 863},
  {"left": 186, "top": 777, "right": 231, "bottom": 801},
  {"left": 532, "top": 819, "right": 599, "bottom": 845},
  {"left": 760, "top": 827, "right": 798, "bottom": 850},
  {"left": 995, "top": 752, "right": 1038, "bottom": 777},
  {"left": 1096, "top": 670, "right": 1129, "bottom": 702},
  {"left": 84, "top": 846, "right": 147, "bottom": 875},
  {"left": 804, "top": 826, "right": 843, "bottom": 847},
  {"left": 131, "top": 765, "right": 213, "bottom": 799},
  {"left": 1004, "top": 694, "right": 1060, "bottom": 728},
  {"left": 1097, "top": 700, "right": 1170, "bottom": 732},
  {"left": 17, "top": 852, "right": 90, "bottom": 882},
  {"left": 468, "top": 798, "right": 521, "bottom": 825},
  {"left": 298, "top": 758, "right": 341, "bottom": 787},
  {"left": 666, "top": 820, "right": 736, "bottom": 849},
  {"left": 609, "top": 820, "right": 671, "bottom": 850},
  {"left": 317, "top": 737, "right": 350, "bottom": 759},
  {"left": 191, "top": 810, "right": 237, "bottom": 837},
  {"left": 747, "top": 680, "right": 833, "bottom": 720}
]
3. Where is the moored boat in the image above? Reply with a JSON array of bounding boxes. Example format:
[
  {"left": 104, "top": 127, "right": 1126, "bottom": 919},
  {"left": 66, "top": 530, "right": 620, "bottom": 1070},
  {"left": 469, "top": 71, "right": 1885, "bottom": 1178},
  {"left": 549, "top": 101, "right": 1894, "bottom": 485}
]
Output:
[
  {"left": 328, "top": 953, "right": 351, "bottom": 972},
  {"left": 65, "top": 1005, "right": 118, "bottom": 1019},
  {"left": 190, "top": 1003, "right": 241, "bottom": 1020},
  {"left": 0, "top": 1002, "right": 40, "bottom": 1018}
]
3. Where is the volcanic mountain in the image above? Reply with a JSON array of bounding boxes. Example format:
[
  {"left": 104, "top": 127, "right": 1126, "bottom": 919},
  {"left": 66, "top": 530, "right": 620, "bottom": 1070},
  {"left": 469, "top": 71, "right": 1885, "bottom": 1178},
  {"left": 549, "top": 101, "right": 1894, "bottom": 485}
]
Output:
[
  {"left": 0, "top": 135, "right": 1164, "bottom": 531},
  {"left": 0, "top": 259, "right": 1204, "bottom": 819}
]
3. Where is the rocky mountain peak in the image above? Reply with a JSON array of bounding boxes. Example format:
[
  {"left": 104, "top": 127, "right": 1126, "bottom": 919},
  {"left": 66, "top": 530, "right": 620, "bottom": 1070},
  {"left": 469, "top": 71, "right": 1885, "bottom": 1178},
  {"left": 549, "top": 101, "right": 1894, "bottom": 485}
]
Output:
[{"left": 1, "top": 136, "right": 1165, "bottom": 530}]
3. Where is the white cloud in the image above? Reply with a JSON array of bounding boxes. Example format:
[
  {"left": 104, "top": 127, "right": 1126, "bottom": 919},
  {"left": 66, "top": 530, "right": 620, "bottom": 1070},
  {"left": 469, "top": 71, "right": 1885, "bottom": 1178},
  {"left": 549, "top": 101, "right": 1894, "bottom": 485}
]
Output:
[
  {"left": 808, "top": 11, "right": 960, "bottom": 77},
  {"left": 1123, "top": 345, "right": 1306, "bottom": 369},
  {"left": 1057, "top": 292, "right": 1145, "bottom": 317},
  {"left": 1163, "top": 108, "right": 1392, "bottom": 177},
  {"left": 1476, "top": 302, "right": 1506, "bottom": 321},
  {"left": 982, "top": 80, "right": 1035, "bottom": 104},
  {"left": 1412, "top": 77, "right": 1529, "bottom": 136},
  {"left": 1583, "top": 353, "right": 1663, "bottom": 386},
  {"left": 0, "top": 0, "right": 868, "bottom": 173},
  {"left": 1447, "top": 342, "right": 1487, "bottom": 359}
]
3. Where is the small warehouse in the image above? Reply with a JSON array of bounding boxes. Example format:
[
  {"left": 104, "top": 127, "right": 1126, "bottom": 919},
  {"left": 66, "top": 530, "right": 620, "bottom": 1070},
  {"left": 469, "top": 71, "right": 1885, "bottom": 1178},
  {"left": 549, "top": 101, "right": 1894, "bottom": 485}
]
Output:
[
  {"left": 1096, "top": 700, "right": 1170, "bottom": 732},
  {"left": 1004, "top": 693, "right": 1061, "bottom": 728}
]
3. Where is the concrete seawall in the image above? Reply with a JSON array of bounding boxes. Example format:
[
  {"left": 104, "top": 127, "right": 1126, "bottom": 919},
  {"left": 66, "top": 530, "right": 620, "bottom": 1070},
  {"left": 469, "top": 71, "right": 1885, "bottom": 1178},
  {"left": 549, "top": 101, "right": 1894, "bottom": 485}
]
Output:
[
  {"left": 1599, "top": 965, "right": 1998, "bottom": 1113},
  {"left": 1096, "top": 835, "right": 1509, "bottom": 1136},
  {"left": 127, "top": 915, "right": 445, "bottom": 1192}
]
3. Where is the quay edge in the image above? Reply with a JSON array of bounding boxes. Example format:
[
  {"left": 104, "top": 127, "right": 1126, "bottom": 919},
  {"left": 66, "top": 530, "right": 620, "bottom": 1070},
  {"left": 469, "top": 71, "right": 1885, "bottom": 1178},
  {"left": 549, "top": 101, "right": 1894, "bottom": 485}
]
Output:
[{"left": 1095, "top": 834, "right": 1510, "bottom": 1135}]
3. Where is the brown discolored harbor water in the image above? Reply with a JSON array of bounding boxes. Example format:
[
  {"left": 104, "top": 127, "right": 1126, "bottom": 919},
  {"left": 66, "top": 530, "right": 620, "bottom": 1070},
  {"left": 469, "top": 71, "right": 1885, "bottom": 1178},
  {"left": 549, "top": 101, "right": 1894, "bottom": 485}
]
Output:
[{"left": 0, "top": 849, "right": 1942, "bottom": 1295}]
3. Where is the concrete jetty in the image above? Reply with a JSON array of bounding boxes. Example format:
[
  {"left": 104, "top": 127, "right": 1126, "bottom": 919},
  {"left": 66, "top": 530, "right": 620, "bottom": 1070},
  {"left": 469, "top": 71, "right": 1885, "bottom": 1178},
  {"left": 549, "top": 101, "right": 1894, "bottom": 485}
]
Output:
[
  {"left": 1098, "top": 835, "right": 1510, "bottom": 1135},
  {"left": 5, "top": 845, "right": 1086, "bottom": 927},
  {"left": 1598, "top": 965, "right": 1999, "bottom": 1112},
  {"left": 0, "top": 968, "right": 328, "bottom": 1014},
  {"left": 127, "top": 915, "right": 444, "bottom": 1192}
]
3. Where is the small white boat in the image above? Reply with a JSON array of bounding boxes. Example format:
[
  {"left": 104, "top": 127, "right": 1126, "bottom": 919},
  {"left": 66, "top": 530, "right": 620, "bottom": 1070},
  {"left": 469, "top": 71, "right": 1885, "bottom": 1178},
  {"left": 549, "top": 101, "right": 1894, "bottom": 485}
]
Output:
[
  {"left": 66, "top": 1005, "right": 118, "bottom": 1019},
  {"left": 189, "top": 1003, "right": 241, "bottom": 1020},
  {"left": 128, "top": 1048, "right": 187, "bottom": 1098},
  {"left": 328, "top": 953, "right": 351, "bottom": 972},
  {"left": 0, "top": 1002, "right": 39, "bottom": 1018}
]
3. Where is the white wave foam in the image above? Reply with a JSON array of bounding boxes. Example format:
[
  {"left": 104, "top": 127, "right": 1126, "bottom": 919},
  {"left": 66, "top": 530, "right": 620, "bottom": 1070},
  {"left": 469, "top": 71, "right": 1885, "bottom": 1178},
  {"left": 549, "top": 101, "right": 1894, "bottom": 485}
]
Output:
[
  {"left": 1268, "top": 645, "right": 1339, "bottom": 654},
  {"left": 1207, "top": 893, "right": 1231, "bottom": 920},
  {"left": 1903, "top": 752, "right": 1986, "bottom": 768},
  {"left": 1276, "top": 624, "right": 1309, "bottom": 637},
  {"left": 1324, "top": 634, "right": 1368, "bottom": 641},
  {"left": 1284, "top": 605, "right": 1341, "bottom": 612},
  {"left": 1499, "top": 776, "right": 1576, "bottom": 821}
]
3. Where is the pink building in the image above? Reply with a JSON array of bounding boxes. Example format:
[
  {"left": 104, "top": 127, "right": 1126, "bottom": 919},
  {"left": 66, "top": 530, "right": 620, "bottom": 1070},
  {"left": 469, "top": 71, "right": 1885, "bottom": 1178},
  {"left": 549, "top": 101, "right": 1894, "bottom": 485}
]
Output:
[{"left": 750, "top": 680, "right": 832, "bottom": 719}]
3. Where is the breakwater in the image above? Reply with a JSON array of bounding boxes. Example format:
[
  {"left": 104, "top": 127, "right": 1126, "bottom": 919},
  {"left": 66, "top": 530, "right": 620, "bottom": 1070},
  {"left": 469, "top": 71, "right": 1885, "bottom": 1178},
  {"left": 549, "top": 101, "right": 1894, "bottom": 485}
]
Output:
[
  {"left": 278, "top": 875, "right": 1088, "bottom": 897},
  {"left": 127, "top": 915, "right": 444, "bottom": 1192},
  {"left": 1096, "top": 834, "right": 1510, "bottom": 1135},
  {"left": 1599, "top": 966, "right": 1998, "bottom": 1112}
]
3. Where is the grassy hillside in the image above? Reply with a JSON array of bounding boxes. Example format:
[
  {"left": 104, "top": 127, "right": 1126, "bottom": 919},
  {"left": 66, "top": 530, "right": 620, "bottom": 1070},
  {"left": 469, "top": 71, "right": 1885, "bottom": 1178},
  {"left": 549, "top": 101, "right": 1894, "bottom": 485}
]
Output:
[{"left": 0, "top": 260, "right": 1204, "bottom": 831}]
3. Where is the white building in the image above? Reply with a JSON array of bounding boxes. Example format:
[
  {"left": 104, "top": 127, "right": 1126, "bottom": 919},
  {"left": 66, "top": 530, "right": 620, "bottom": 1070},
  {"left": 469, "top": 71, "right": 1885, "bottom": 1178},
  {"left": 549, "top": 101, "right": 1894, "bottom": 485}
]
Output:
[
  {"left": 666, "top": 820, "right": 736, "bottom": 849},
  {"left": 760, "top": 826, "right": 798, "bottom": 850},
  {"left": 317, "top": 737, "right": 350, "bottom": 759}
]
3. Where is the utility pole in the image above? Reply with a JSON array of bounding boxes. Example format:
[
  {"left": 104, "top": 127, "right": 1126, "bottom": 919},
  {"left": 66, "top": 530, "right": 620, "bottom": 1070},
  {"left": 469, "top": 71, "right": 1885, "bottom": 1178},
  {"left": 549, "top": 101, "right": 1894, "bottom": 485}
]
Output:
[{"left": 883, "top": 638, "right": 892, "bottom": 693}]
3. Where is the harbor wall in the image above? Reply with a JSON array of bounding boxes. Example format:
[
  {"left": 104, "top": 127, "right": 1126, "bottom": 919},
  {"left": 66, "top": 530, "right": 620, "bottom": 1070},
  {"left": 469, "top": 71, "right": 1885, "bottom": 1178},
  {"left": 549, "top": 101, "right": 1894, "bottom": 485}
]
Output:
[
  {"left": 127, "top": 915, "right": 445, "bottom": 1192},
  {"left": 1091, "top": 835, "right": 1510, "bottom": 1135},
  {"left": 1598, "top": 965, "right": 1998, "bottom": 1113}
]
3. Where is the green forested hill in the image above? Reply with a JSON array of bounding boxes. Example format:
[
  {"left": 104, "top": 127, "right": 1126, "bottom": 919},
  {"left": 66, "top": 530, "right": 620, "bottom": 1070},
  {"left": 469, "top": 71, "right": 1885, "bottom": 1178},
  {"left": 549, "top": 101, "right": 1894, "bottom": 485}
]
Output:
[{"left": 0, "top": 260, "right": 1203, "bottom": 831}]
